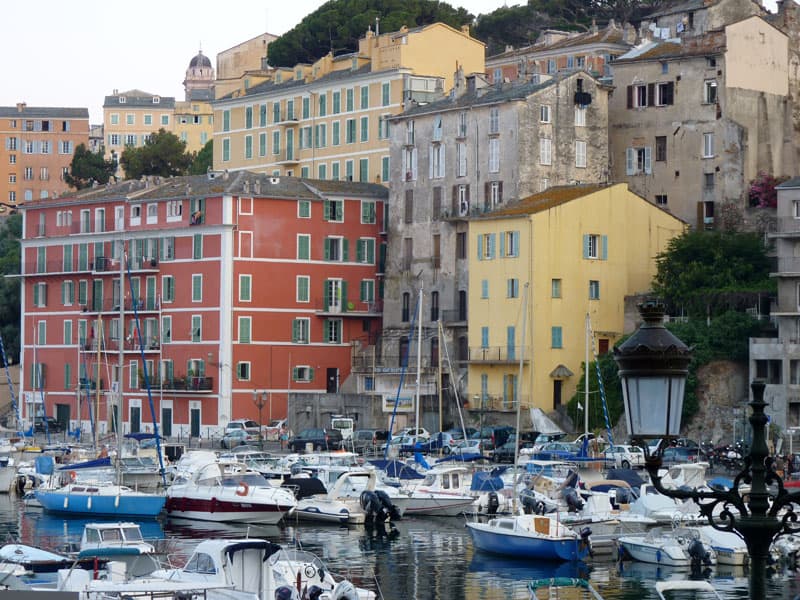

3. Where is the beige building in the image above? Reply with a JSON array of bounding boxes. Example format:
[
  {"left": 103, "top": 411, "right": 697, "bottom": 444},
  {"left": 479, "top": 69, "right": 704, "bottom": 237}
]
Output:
[
  {"left": 215, "top": 33, "right": 278, "bottom": 100},
  {"left": 0, "top": 103, "right": 89, "bottom": 204},
  {"left": 211, "top": 23, "right": 485, "bottom": 182},
  {"left": 609, "top": 14, "right": 792, "bottom": 230},
  {"left": 103, "top": 89, "right": 176, "bottom": 163}
]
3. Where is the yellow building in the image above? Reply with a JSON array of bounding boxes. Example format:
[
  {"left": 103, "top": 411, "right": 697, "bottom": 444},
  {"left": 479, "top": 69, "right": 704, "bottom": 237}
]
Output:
[
  {"left": 212, "top": 23, "right": 485, "bottom": 181},
  {"left": 173, "top": 101, "right": 214, "bottom": 154},
  {"left": 102, "top": 89, "right": 176, "bottom": 163},
  {"left": 467, "top": 183, "right": 686, "bottom": 413}
]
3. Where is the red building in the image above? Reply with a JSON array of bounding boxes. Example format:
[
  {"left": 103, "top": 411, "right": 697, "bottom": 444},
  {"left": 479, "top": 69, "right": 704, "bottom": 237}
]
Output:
[{"left": 19, "top": 172, "right": 386, "bottom": 437}]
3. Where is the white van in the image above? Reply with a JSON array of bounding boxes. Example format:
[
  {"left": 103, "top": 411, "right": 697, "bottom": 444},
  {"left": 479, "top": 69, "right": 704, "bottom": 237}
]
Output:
[{"left": 330, "top": 416, "right": 355, "bottom": 441}]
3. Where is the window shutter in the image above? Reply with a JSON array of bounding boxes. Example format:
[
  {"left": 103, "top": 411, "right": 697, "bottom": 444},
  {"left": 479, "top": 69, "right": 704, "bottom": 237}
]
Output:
[
  {"left": 61, "top": 282, "right": 66, "bottom": 305},
  {"left": 512, "top": 231, "right": 519, "bottom": 257},
  {"left": 582, "top": 234, "right": 590, "bottom": 259},
  {"left": 429, "top": 146, "right": 434, "bottom": 178},
  {"left": 323, "top": 239, "right": 330, "bottom": 261},
  {"left": 292, "top": 319, "right": 300, "bottom": 342},
  {"left": 292, "top": 367, "right": 299, "bottom": 380},
  {"left": 323, "top": 319, "right": 329, "bottom": 342},
  {"left": 323, "top": 281, "right": 330, "bottom": 311},
  {"left": 626, "top": 148, "right": 635, "bottom": 175},
  {"left": 507, "top": 279, "right": 512, "bottom": 297},
  {"left": 356, "top": 241, "right": 364, "bottom": 263},
  {"left": 647, "top": 83, "right": 655, "bottom": 107},
  {"left": 367, "top": 240, "right": 375, "bottom": 264},
  {"left": 499, "top": 232, "right": 505, "bottom": 257},
  {"left": 342, "top": 239, "right": 349, "bottom": 262},
  {"left": 602, "top": 235, "right": 608, "bottom": 260},
  {"left": 477, "top": 235, "right": 484, "bottom": 261},
  {"left": 665, "top": 82, "right": 674, "bottom": 105},
  {"left": 644, "top": 147, "right": 652, "bottom": 174},
  {"left": 309, "top": 367, "right": 314, "bottom": 380},
  {"left": 489, "top": 234, "right": 496, "bottom": 259},
  {"left": 323, "top": 201, "right": 330, "bottom": 221},
  {"left": 484, "top": 182, "right": 489, "bottom": 206},
  {"left": 33, "top": 284, "right": 39, "bottom": 307},
  {"left": 465, "top": 185, "right": 470, "bottom": 204},
  {"left": 341, "top": 281, "right": 348, "bottom": 310},
  {"left": 41, "top": 283, "right": 47, "bottom": 306},
  {"left": 503, "top": 374, "right": 509, "bottom": 405},
  {"left": 499, "top": 182, "right": 503, "bottom": 202},
  {"left": 626, "top": 85, "right": 633, "bottom": 109}
]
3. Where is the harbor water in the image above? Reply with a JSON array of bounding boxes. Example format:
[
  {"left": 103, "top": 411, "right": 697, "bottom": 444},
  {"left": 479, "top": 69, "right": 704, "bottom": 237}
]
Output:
[{"left": 2, "top": 494, "right": 800, "bottom": 599}]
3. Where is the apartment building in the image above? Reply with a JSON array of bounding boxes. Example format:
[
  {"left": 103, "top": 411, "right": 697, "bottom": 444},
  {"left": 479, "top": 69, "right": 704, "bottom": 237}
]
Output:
[
  {"left": 19, "top": 172, "right": 386, "bottom": 436},
  {"left": 468, "top": 184, "right": 686, "bottom": 412},
  {"left": 350, "top": 70, "right": 610, "bottom": 419},
  {"left": 211, "top": 23, "right": 485, "bottom": 182},
  {"left": 103, "top": 90, "right": 177, "bottom": 163},
  {"left": 486, "top": 22, "right": 635, "bottom": 84},
  {"left": 0, "top": 104, "right": 89, "bottom": 205},
  {"left": 215, "top": 33, "right": 278, "bottom": 100}
]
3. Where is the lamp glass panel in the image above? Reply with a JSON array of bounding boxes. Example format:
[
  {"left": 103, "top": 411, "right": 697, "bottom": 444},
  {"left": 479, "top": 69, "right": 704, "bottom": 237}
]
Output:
[{"left": 622, "top": 375, "right": 685, "bottom": 438}]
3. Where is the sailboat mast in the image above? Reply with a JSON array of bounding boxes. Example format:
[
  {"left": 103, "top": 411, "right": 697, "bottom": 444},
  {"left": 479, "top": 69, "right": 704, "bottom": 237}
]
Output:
[
  {"left": 512, "top": 282, "right": 530, "bottom": 515},
  {"left": 96, "top": 314, "right": 103, "bottom": 442},
  {"left": 414, "top": 282, "right": 423, "bottom": 434},
  {"left": 118, "top": 245, "right": 125, "bottom": 437},
  {"left": 585, "top": 313, "right": 589, "bottom": 437}
]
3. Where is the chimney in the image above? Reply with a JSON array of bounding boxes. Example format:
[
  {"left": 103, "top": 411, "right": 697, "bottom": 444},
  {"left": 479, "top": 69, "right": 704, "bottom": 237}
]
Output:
[
  {"left": 461, "top": 25, "right": 470, "bottom": 35},
  {"left": 623, "top": 22, "right": 637, "bottom": 45},
  {"left": 254, "top": 179, "right": 261, "bottom": 195},
  {"left": 16, "top": 102, "right": 26, "bottom": 113}
]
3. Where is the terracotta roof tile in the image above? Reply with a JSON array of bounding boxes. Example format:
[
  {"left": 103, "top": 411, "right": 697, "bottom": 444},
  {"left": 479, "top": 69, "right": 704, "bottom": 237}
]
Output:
[{"left": 478, "top": 184, "right": 609, "bottom": 218}]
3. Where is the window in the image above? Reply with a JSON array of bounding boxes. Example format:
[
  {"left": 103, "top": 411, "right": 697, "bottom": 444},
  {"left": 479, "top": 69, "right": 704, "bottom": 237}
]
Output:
[
  {"left": 552, "top": 278, "right": 561, "bottom": 298},
  {"left": 222, "top": 110, "right": 230, "bottom": 131},
  {"left": 162, "top": 275, "right": 175, "bottom": 302},
  {"left": 325, "top": 319, "right": 342, "bottom": 343},
  {"left": 293, "top": 366, "right": 314, "bottom": 382},
  {"left": 404, "top": 190, "right": 413, "bottom": 224},
  {"left": 361, "top": 200, "right": 376, "bottom": 224},
  {"left": 481, "top": 326, "right": 489, "bottom": 348},
  {"left": 625, "top": 146, "right": 652, "bottom": 175},
  {"left": 297, "top": 276, "right": 310, "bottom": 302},
  {"left": 244, "top": 135, "right": 253, "bottom": 159},
  {"left": 333, "top": 91, "right": 341, "bottom": 114},
  {"left": 292, "top": 318, "right": 310, "bottom": 343},
  {"left": 402, "top": 292, "right": 410, "bottom": 322},
  {"left": 456, "top": 232, "right": 467, "bottom": 260},
  {"left": 302, "top": 97, "right": 310, "bottom": 119},
  {"left": 502, "top": 230, "right": 519, "bottom": 257},
  {"left": 237, "top": 362, "right": 251, "bottom": 381},
  {"left": 481, "top": 279, "right": 489, "bottom": 299},
  {"left": 272, "top": 131, "right": 280, "bottom": 154},
  {"left": 632, "top": 84, "right": 648, "bottom": 108},
  {"left": 507, "top": 278, "right": 519, "bottom": 298},
  {"left": 655, "top": 136, "right": 667, "bottom": 162},
  {"left": 703, "top": 132, "right": 714, "bottom": 158},
  {"left": 539, "top": 138, "right": 552, "bottom": 165},
  {"left": 704, "top": 80, "right": 717, "bottom": 104},
  {"left": 297, "top": 234, "right": 310, "bottom": 260},
  {"left": 60, "top": 140, "right": 72, "bottom": 154},
  {"left": 358, "top": 158, "right": 368, "bottom": 182},
  {"left": 356, "top": 238, "right": 375, "bottom": 264},
  {"left": 324, "top": 237, "right": 345, "bottom": 261},
  {"left": 477, "top": 233, "right": 495, "bottom": 260},
  {"left": 583, "top": 234, "right": 607, "bottom": 260},
  {"left": 655, "top": 194, "right": 668, "bottom": 206},
  {"left": 382, "top": 82, "right": 390, "bottom": 106},
  {"left": 237, "top": 316, "right": 252, "bottom": 344},
  {"left": 431, "top": 143, "right": 446, "bottom": 178},
  {"left": 704, "top": 172, "right": 715, "bottom": 189},
  {"left": 489, "top": 107, "right": 499, "bottom": 134},
  {"left": 589, "top": 280, "right": 600, "bottom": 300},
  {"left": 458, "top": 111, "right": 467, "bottom": 137},
  {"left": 222, "top": 138, "right": 230, "bottom": 162},
  {"left": 332, "top": 121, "right": 340, "bottom": 146},
  {"left": 318, "top": 93, "right": 327, "bottom": 117},
  {"left": 574, "top": 106, "right": 586, "bottom": 126},
  {"left": 656, "top": 82, "right": 674, "bottom": 106},
  {"left": 160, "top": 115, "right": 169, "bottom": 126},
  {"left": 192, "top": 274, "right": 202, "bottom": 302},
  {"left": 126, "top": 114, "right": 134, "bottom": 125},
  {"left": 245, "top": 106, "right": 253, "bottom": 129},
  {"left": 488, "top": 138, "right": 500, "bottom": 173},
  {"left": 192, "top": 315, "right": 202, "bottom": 342},
  {"left": 323, "top": 199, "right": 343, "bottom": 222},
  {"left": 110, "top": 113, "right": 119, "bottom": 125},
  {"left": 456, "top": 142, "right": 467, "bottom": 177},
  {"left": 239, "top": 274, "right": 251, "bottom": 301},
  {"left": 345, "top": 119, "right": 356, "bottom": 144},
  {"left": 540, "top": 105, "right": 551, "bottom": 123},
  {"left": 551, "top": 326, "right": 563, "bottom": 349},
  {"left": 575, "top": 141, "right": 587, "bottom": 168},
  {"left": 360, "top": 85, "right": 369, "bottom": 109},
  {"left": 382, "top": 156, "right": 389, "bottom": 183},
  {"left": 360, "top": 279, "right": 375, "bottom": 303},
  {"left": 62, "top": 280, "right": 75, "bottom": 305}
]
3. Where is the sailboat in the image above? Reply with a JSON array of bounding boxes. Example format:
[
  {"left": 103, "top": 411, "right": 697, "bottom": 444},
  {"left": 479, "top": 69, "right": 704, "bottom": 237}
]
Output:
[
  {"left": 467, "top": 284, "right": 593, "bottom": 561},
  {"left": 35, "top": 250, "right": 166, "bottom": 518}
]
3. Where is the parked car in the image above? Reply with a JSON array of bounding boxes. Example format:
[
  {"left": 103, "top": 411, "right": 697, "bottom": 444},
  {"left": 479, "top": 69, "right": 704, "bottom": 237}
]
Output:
[
  {"left": 661, "top": 446, "right": 701, "bottom": 465},
  {"left": 351, "top": 429, "right": 388, "bottom": 453},
  {"left": 444, "top": 427, "right": 478, "bottom": 441},
  {"left": 601, "top": 444, "right": 645, "bottom": 469},
  {"left": 221, "top": 429, "right": 255, "bottom": 449},
  {"left": 397, "top": 427, "right": 431, "bottom": 441},
  {"left": 415, "top": 432, "right": 458, "bottom": 454},
  {"left": 469, "top": 426, "right": 515, "bottom": 451},
  {"left": 492, "top": 434, "right": 538, "bottom": 463},
  {"left": 287, "top": 428, "right": 344, "bottom": 452},
  {"left": 531, "top": 441, "right": 583, "bottom": 461},
  {"left": 450, "top": 439, "right": 484, "bottom": 456},
  {"left": 34, "top": 416, "right": 63, "bottom": 434},
  {"left": 264, "top": 419, "right": 286, "bottom": 441},
  {"left": 226, "top": 419, "right": 261, "bottom": 436}
]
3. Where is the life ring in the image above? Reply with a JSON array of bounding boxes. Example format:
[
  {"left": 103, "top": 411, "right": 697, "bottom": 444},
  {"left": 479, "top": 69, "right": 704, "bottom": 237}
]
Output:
[
  {"left": 236, "top": 482, "right": 249, "bottom": 497},
  {"left": 69, "top": 471, "right": 77, "bottom": 483}
]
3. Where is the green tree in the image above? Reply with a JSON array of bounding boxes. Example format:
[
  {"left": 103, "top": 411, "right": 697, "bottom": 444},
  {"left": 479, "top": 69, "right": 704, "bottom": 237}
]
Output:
[
  {"left": 119, "top": 129, "right": 192, "bottom": 180},
  {"left": 267, "top": 0, "right": 473, "bottom": 67},
  {"left": 189, "top": 140, "right": 213, "bottom": 175},
  {"left": 652, "top": 231, "right": 774, "bottom": 318},
  {"left": 63, "top": 144, "right": 116, "bottom": 190},
  {"left": 0, "top": 214, "right": 21, "bottom": 362}
]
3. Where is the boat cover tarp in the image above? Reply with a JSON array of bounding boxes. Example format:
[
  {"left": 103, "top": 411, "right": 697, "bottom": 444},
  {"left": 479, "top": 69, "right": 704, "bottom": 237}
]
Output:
[
  {"left": 435, "top": 453, "right": 486, "bottom": 464},
  {"left": 605, "top": 468, "right": 647, "bottom": 488},
  {"left": 124, "top": 433, "right": 162, "bottom": 442},
  {"left": 529, "top": 408, "right": 565, "bottom": 435},
  {"left": 469, "top": 471, "right": 505, "bottom": 492},
  {"left": 708, "top": 476, "right": 734, "bottom": 491},
  {"left": 224, "top": 540, "right": 281, "bottom": 560},
  {"left": 369, "top": 459, "right": 424, "bottom": 480},
  {"left": 35, "top": 455, "right": 54, "bottom": 475},
  {"left": 57, "top": 457, "right": 112, "bottom": 471},
  {"left": 282, "top": 477, "right": 327, "bottom": 499}
]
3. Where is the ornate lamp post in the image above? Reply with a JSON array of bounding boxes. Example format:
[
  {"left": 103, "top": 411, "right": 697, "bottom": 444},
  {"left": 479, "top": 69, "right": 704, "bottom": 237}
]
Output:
[
  {"left": 614, "top": 301, "right": 799, "bottom": 599},
  {"left": 252, "top": 390, "right": 267, "bottom": 449}
]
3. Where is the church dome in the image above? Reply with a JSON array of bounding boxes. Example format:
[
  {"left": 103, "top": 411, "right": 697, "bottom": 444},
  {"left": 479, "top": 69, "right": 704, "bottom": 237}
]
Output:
[{"left": 189, "top": 50, "right": 212, "bottom": 69}]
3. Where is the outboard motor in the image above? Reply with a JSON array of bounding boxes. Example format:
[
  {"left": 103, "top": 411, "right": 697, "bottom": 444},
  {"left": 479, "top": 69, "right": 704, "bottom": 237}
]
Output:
[
  {"left": 579, "top": 527, "right": 593, "bottom": 558},
  {"left": 304, "top": 585, "right": 324, "bottom": 600},
  {"left": 360, "top": 490, "right": 386, "bottom": 523},
  {"left": 564, "top": 488, "right": 584, "bottom": 513},
  {"left": 520, "top": 489, "right": 548, "bottom": 515},
  {"left": 375, "top": 490, "right": 401, "bottom": 521},
  {"left": 331, "top": 580, "right": 358, "bottom": 600},
  {"left": 688, "top": 538, "right": 713, "bottom": 567},
  {"left": 486, "top": 491, "right": 500, "bottom": 515}
]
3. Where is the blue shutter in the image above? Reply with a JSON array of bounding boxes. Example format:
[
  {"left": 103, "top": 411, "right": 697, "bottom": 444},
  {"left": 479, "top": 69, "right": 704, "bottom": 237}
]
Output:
[
  {"left": 488, "top": 234, "right": 496, "bottom": 259},
  {"left": 583, "top": 234, "right": 590, "bottom": 259},
  {"left": 644, "top": 147, "right": 652, "bottom": 174},
  {"left": 477, "top": 235, "right": 483, "bottom": 260},
  {"left": 481, "top": 279, "right": 488, "bottom": 298},
  {"left": 499, "top": 233, "right": 505, "bottom": 257},
  {"left": 602, "top": 235, "right": 608, "bottom": 260},
  {"left": 503, "top": 374, "right": 509, "bottom": 405},
  {"left": 512, "top": 231, "right": 520, "bottom": 257},
  {"left": 507, "top": 326, "right": 516, "bottom": 360},
  {"left": 481, "top": 326, "right": 489, "bottom": 348},
  {"left": 626, "top": 148, "right": 635, "bottom": 175}
]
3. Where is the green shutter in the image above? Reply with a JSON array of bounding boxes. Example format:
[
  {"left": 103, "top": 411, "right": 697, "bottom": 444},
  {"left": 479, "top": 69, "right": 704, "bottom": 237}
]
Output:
[
  {"left": 341, "top": 281, "right": 348, "bottom": 311},
  {"left": 342, "top": 239, "right": 349, "bottom": 262},
  {"left": 323, "top": 281, "right": 330, "bottom": 311},
  {"left": 477, "top": 235, "right": 483, "bottom": 260},
  {"left": 499, "top": 233, "right": 505, "bottom": 257},
  {"left": 323, "top": 201, "right": 330, "bottom": 221},
  {"left": 309, "top": 367, "right": 315, "bottom": 380},
  {"left": 323, "top": 239, "right": 330, "bottom": 261},
  {"left": 292, "top": 319, "right": 300, "bottom": 342},
  {"left": 602, "top": 235, "right": 608, "bottom": 260},
  {"left": 367, "top": 240, "right": 375, "bottom": 264}
]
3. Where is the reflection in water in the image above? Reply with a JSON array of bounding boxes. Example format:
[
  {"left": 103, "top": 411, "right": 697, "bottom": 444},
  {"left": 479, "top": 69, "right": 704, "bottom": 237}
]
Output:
[{"left": 1, "top": 497, "right": 799, "bottom": 599}]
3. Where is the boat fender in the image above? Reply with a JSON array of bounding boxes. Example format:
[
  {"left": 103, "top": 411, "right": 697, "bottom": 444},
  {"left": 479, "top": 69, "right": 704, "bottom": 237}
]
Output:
[
  {"left": 87, "top": 497, "right": 92, "bottom": 510},
  {"left": 236, "top": 482, "right": 249, "bottom": 497},
  {"left": 656, "top": 549, "right": 662, "bottom": 563},
  {"left": 63, "top": 497, "right": 69, "bottom": 509},
  {"left": 114, "top": 495, "right": 120, "bottom": 508}
]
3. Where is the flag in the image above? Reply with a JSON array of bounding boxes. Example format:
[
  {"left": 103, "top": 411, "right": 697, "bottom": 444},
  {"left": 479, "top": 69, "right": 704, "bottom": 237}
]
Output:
[{"left": 577, "top": 401, "right": 583, "bottom": 411}]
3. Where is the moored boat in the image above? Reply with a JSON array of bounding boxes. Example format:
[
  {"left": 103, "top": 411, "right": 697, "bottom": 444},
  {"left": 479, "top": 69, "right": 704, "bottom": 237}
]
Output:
[
  {"left": 618, "top": 527, "right": 716, "bottom": 568},
  {"left": 467, "top": 514, "right": 592, "bottom": 561},
  {"left": 35, "top": 482, "right": 165, "bottom": 518}
]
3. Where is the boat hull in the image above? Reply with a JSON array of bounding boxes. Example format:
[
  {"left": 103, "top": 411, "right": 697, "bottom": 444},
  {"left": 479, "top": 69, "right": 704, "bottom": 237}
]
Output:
[
  {"left": 35, "top": 488, "right": 165, "bottom": 518},
  {"left": 618, "top": 539, "right": 692, "bottom": 567},
  {"left": 165, "top": 496, "right": 292, "bottom": 524},
  {"left": 403, "top": 496, "right": 476, "bottom": 516},
  {"left": 466, "top": 522, "right": 589, "bottom": 561}
]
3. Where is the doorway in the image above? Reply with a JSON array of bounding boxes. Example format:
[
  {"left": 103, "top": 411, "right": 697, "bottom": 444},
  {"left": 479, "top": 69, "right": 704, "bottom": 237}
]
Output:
[
  {"left": 327, "top": 368, "right": 339, "bottom": 394},
  {"left": 161, "top": 406, "right": 173, "bottom": 437},
  {"left": 190, "top": 407, "right": 201, "bottom": 437},
  {"left": 553, "top": 380, "right": 563, "bottom": 409},
  {"left": 130, "top": 405, "right": 141, "bottom": 433},
  {"left": 55, "top": 403, "right": 70, "bottom": 432}
]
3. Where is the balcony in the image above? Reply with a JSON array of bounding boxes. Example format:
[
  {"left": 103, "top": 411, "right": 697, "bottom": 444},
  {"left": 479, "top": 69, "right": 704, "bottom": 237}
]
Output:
[
  {"left": 351, "top": 354, "right": 440, "bottom": 374},
  {"left": 466, "top": 394, "right": 531, "bottom": 412},
  {"left": 275, "top": 152, "right": 300, "bottom": 165},
  {"left": 773, "top": 258, "right": 800, "bottom": 276},
  {"left": 467, "top": 346, "right": 530, "bottom": 364},
  {"left": 146, "top": 376, "right": 213, "bottom": 392},
  {"left": 316, "top": 298, "right": 383, "bottom": 317},
  {"left": 441, "top": 309, "right": 467, "bottom": 326}
]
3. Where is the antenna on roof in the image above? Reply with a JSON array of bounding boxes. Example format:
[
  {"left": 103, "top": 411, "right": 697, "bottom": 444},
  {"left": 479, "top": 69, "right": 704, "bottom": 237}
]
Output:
[{"left": 376, "top": 16, "right": 380, "bottom": 36}]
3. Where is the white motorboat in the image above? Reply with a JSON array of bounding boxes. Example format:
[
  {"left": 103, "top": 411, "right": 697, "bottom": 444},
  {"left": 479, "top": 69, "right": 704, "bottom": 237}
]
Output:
[
  {"left": 165, "top": 461, "right": 296, "bottom": 524},
  {"left": 696, "top": 525, "right": 748, "bottom": 566},
  {"left": 151, "top": 538, "right": 376, "bottom": 599},
  {"left": 400, "top": 465, "right": 480, "bottom": 516},
  {"left": 654, "top": 580, "right": 724, "bottom": 599},
  {"left": 618, "top": 527, "right": 716, "bottom": 568},
  {"left": 77, "top": 522, "right": 161, "bottom": 577}
]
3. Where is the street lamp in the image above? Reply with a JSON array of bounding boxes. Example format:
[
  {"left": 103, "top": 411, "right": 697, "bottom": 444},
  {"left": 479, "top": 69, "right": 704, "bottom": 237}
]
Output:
[
  {"left": 252, "top": 390, "right": 267, "bottom": 449},
  {"left": 614, "top": 301, "right": 800, "bottom": 599}
]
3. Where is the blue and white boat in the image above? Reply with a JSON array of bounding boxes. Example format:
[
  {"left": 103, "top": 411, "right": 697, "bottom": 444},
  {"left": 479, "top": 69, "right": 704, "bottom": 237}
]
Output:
[
  {"left": 35, "top": 482, "right": 165, "bottom": 517},
  {"left": 466, "top": 514, "right": 592, "bottom": 561}
]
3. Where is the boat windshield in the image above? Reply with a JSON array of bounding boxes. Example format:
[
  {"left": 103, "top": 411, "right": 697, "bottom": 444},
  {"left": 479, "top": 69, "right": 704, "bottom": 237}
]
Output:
[
  {"left": 121, "top": 526, "right": 144, "bottom": 541},
  {"left": 220, "top": 473, "right": 270, "bottom": 487}
]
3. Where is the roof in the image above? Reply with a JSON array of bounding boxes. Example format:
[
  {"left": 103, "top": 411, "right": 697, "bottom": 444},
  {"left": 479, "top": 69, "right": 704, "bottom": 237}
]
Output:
[
  {"left": 0, "top": 106, "right": 89, "bottom": 119},
  {"left": 777, "top": 176, "right": 800, "bottom": 189},
  {"left": 398, "top": 73, "right": 592, "bottom": 118},
  {"left": 23, "top": 171, "right": 387, "bottom": 206},
  {"left": 189, "top": 51, "right": 212, "bottom": 69},
  {"left": 645, "top": 0, "right": 714, "bottom": 19},
  {"left": 482, "top": 184, "right": 609, "bottom": 218},
  {"left": 487, "top": 24, "right": 630, "bottom": 62},
  {"left": 615, "top": 30, "right": 725, "bottom": 62},
  {"left": 103, "top": 90, "right": 176, "bottom": 109}
]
